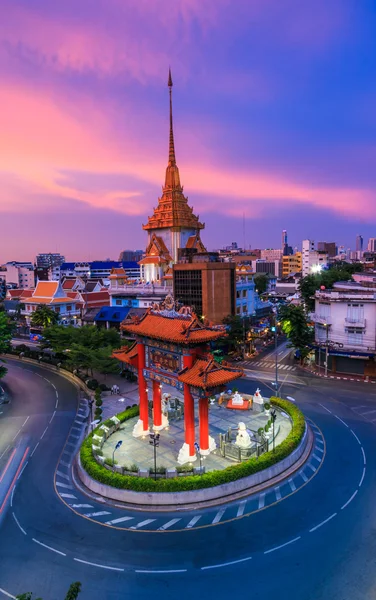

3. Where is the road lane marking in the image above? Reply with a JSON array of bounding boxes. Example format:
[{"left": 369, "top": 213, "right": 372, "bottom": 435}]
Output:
[
  {"left": 299, "top": 470, "right": 308, "bottom": 482},
  {"left": 350, "top": 429, "right": 361, "bottom": 445},
  {"left": 361, "top": 447, "right": 366, "bottom": 465},
  {"left": 60, "top": 460, "right": 71, "bottom": 468},
  {"left": 12, "top": 512, "right": 26, "bottom": 535},
  {"left": 334, "top": 415, "right": 348, "bottom": 428},
  {"left": 74, "top": 558, "right": 124, "bottom": 571},
  {"left": 341, "top": 490, "right": 358, "bottom": 510},
  {"left": 316, "top": 438, "right": 324, "bottom": 445},
  {"left": 359, "top": 409, "right": 376, "bottom": 416},
  {"left": 71, "top": 504, "right": 94, "bottom": 509},
  {"left": 17, "top": 461, "right": 28, "bottom": 481},
  {"left": 49, "top": 411, "right": 56, "bottom": 424},
  {"left": 56, "top": 471, "right": 70, "bottom": 481},
  {"left": 212, "top": 508, "right": 226, "bottom": 524},
  {"left": 315, "top": 445, "right": 324, "bottom": 453},
  {"left": 288, "top": 478, "right": 296, "bottom": 492},
  {"left": 0, "top": 447, "right": 29, "bottom": 515},
  {"left": 70, "top": 434, "right": 81, "bottom": 440},
  {"left": 136, "top": 569, "right": 187, "bottom": 573},
  {"left": 201, "top": 556, "right": 253, "bottom": 570},
  {"left": 21, "top": 416, "right": 29, "bottom": 427},
  {"left": 60, "top": 493, "right": 77, "bottom": 499},
  {"left": 275, "top": 487, "right": 281, "bottom": 501},
  {"left": 30, "top": 442, "right": 39, "bottom": 457},
  {"left": 71, "top": 427, "right": 81, "bottom": 432},
  {"left": 237, "top": 500, "right": 247, "bottom": 517},
  {"left": 11, "top": 428, "right": 21, "bottom": 442},
  {"left": 32, "top": 538, "right": 66, "bottom": 556},
  {"left": 309, "top": 513, "right": 337, "bottom": 533},
  {"left": 56, "top": 481, "right": 73, "bottom": 489},
  {"left": 307, "top": 463, "right": 316, "bottom": 472},
  {"left": 319, "top": 403, "right": 332, "bottom": 414},
  {"left": 84, "top": 511, "right": 111, "bottom": 518},
  {"left": 158, "top": 518, "right": 181, "bottom": 530},
  {"left": 130, "top": 519, "right": 156, "bottom": 529},
  {"left": 186, "top": 515, "right": 202, "bottom": 528},
  {"left": 0, "top": 445, "right": 10, "bottom": 460},
  {"left": 258, "top": 493, "right": 265, "bottom": 509},
  {"left": 312, "top": 453, "right": 322, "bottom": 462},
  {"left": 105, "top": 516, "right": 134, "bottom": 525},
  {"left": 0, "top": 586, "right": 16, "bottom": 598},
  {"left": 40, "top": 426, "right": 49, "bottom": 440},
  {"left": 264, "top": 536, "right": 301, "bottom": 554},
  {"left": 359, "top": 467, "right": 366, "bottom": 487},
  {"left": 286, "top": 396, "right": 296, "bottom": 402}
]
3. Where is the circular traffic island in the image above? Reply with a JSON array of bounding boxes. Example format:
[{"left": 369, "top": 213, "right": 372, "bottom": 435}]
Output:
[{"left": 77, "top": 396, "right": 311, "bottom": 508}]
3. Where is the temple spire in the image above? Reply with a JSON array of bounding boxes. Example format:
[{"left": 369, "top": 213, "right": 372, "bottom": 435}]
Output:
[{"left": 168, "top": 68, "right": 176, "bottom": 166}]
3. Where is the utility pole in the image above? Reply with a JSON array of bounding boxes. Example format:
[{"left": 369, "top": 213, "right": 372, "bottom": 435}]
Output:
[{"left": 324, "top": 324, "right": 329, "bottom": 378}]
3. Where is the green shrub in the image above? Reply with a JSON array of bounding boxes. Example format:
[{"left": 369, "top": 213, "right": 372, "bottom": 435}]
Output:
[
  {"left": 80, "top": 398, "right": 305, "bottom": 493},
  {"left": 149, "top": 466, "right": 167, "bottom": 475},
  {"left": 176, "top": 464, "right": 194, "bottom": 473},
  {"left": 265, "top": 422, "right": 269, "bottom": 433},
  {"left": 257, "top": 427, "right": 264, "bottom": 436},
  {"left": 99, "top": 383, "right": 110, "bottom": 392},
  {"left": 129, "top": 463, "right": 139, "bottom": 472},
  {"left": 264, "top": 402, "right": 270, "bottom": 411},
  {"left": 104, "top": 458, "right": 118, "bottom": 467},
  {"left": 86, "top": 379, "right": 99, "bottom": 390}
]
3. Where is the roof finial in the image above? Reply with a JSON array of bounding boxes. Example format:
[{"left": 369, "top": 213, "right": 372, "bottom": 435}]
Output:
[{"left": 168, "top": 67, "right": 176, "bottom": 165}]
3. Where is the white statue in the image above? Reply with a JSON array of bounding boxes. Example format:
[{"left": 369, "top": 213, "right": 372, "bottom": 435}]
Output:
[
  {"left": 253, "top": 387, "right": 264, "bottom": 405},
  {"left": 235, "top": 422, "right": 252, "bottom": 448},
  {"left": 162, "top": 393, "right": 171, "bottom": 413},
  {"left": 232, "top": 391, "right": 244, "bottom": 406}
]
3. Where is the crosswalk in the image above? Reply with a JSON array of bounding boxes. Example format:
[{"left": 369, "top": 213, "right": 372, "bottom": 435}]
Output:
[
  {"left": 238, "top": 360, "right": 297, "bottom": 372},
  {"left": 55, "top": 410, "right": 325, "bottom": 533}
]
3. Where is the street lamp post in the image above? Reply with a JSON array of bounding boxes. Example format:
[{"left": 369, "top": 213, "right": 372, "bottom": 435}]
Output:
[
  {"left": 112, "top": 440, "right": 123, "bottom": 465},
  {"left": 270, "top": 409, "right": 277, "bottom": 452},
  {"left": 324, "top": 323, "right": 329, "bottom": 378},
  {"left": 90, "top": 418, "right": 100, "bottom": 435},
  {"left": 149, "top": 431, "right": 160, "bottom": 481}
]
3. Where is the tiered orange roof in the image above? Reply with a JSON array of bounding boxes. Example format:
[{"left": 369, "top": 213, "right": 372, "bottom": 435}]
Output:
[
  {"left": 121, "top": 310, "right": 226, "bottom": 345},
  {"left": 112, "top": 343, "right": 138, "bottom": 365},
  {"left": 28, "top": 281, "right": 72, "bottom": 304},
  {"left": 139, "top": 234, "right": 172, "bottom": 266},
  {"left": 178, "top": 357, "right": 243, "bottom": 390}
]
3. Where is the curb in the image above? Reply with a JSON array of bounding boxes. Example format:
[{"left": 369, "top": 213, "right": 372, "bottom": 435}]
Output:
[
  {"left": 73, "top": 425, "right": 313, "bottom": 512},
  {"left": 299, "top": 365, "right": 376, "bottom": 384}
]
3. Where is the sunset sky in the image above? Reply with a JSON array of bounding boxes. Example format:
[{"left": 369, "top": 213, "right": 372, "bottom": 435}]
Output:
[{"left": 1, "top": 0, "right": 375, "bottom": 261}]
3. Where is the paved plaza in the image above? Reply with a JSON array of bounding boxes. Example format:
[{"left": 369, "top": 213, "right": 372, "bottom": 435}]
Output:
[{"left": 101, "top": 402, "right": 292, "bottom": 471}]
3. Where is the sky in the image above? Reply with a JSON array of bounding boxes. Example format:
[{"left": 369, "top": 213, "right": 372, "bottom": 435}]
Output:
[{"left": 0, "top": 0, "right": 375, "bottom": 261}]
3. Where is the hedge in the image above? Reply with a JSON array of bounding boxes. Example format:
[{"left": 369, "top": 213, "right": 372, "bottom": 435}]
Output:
[{"left": 80, "top": 397, "right": 306, "bottom": 493}]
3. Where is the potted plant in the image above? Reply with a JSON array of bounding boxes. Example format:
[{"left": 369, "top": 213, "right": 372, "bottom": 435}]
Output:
[
  {"left": 264, "top": 422, "right": 271, "bottom": 439},
  {"left": 264, "top": 401, "right": 271, "bottom": 417},
  {"left": 257, "top": 427, "right": 264, "bottom": 439}
]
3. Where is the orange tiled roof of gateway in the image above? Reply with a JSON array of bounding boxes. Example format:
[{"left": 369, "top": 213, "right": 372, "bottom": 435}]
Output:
[
  {"left": 112, "top": 343, "right": 138, "bottom": 364},
  {"left": 121, "top": 311, "right": 226, "bottom": 344},
  {"left": 178, "top": 357, "right": 243, "bottom": 389}
]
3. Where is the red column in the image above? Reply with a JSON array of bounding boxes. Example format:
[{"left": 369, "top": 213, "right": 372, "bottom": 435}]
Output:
[
  {"left": 137, "top": 343, "right": 148, "bottom": 432},
  {"left": 199, "top": 397, "right": 209, "bottom": 453},
  {"left": 183, "top": 353, "right": 195, "bottom": 455},
  {"left": 153, "top": 380, "right": 162, "bottom": 429}
]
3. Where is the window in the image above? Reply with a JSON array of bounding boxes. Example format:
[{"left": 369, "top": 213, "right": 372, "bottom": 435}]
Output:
[
  {"left": 347, "top": 327, "right": 364, "bottom": 346},
  {"left": 242, "top": 290, "right": 247, "bottom": 298},
  {"left": 236, "top": 306, "right": 241, "bottom": 314},
  {"left": 67, "top": 305, "right": 72, "bottom": 311},
  {"left": 242, "top": 305, "right": 247, "bottom": 313},
  {"left": 236, "top": 291, "right": 240, "bottom": 299},
  {"left": 347, "top": 303, "right": 364, "bottom": 323},
  {"left": 116, "top": 299, "right": 122, "bottom": 306},
  {"left": 318, "top": 302, "right": 330, "bottom": 319},
  {"left": 55, "top": 306, "right": 60, "bottom": 313}
]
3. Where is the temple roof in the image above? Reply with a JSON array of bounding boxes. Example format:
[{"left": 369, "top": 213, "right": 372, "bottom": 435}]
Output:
[
  {"left": 112, "top": 343, "right": 138, "bottom": 364},
  {"left": 142, "top": 70, "right": 205, "bottom": 234},
  {"left": 121, "top": 309, "right": 226, "bottom": 345},
  {"left": 178, "top": 357, "right": 244, "bottom": 390}
]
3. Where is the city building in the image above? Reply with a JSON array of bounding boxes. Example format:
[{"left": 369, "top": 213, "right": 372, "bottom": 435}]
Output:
[
  {"left": 1, "top": 262, "right": 34, "bottom": 289},
  {"left": 260, "top": 249, "right": 282, "bottom": 261},
  {"left": 173, "top": 253, "right": 236, "bottom": 324},
  {"left": 60, "top": 261, "right": 140, "bottom": 282},
  {"left": 22, "top": 281, "right": 81, "bottom": 326},
  {"left": 311, "top": 286, "right": 376, "bottom": 378},
  {"left": 118, "top": 250, "right": 144, "bottom": 263},
  {"left": 235, "top": 266, "right": 272, "bottom": 318},
  {"left": 282, "top": 252, "right": 302, "bottom": 277},
  {"left": 36, "top": 253, "right": 65, "bottom": 280},
  {"left": 140, "top": 70, "right": 206, "bottom": 283},
  {"left": 356, "top": 235, "right": 363, "bottom": 253},
  {"left": 302, "top": 240, "right": 328, "bottom": 277},
  {"left": 317, "top": 242, "right": 336, "bottom": 258},
  {"left": 251, "top": 259, "right": 282, "bottom": 278},
  {"left": 367, "top": 238, "right": 376, "bottom": 252}
]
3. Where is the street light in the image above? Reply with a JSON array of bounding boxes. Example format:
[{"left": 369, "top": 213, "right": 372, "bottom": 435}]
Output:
[
  {"left": 149, "top": 431, "right": 160, "bottom": 481},
  {"left": 270, "top": 409, "right": 277, "bottom": 452},
  {"left": 90, "top": 418, "right": 100, "bottom": 434},
  {"left": 112, "top": 440, "right": 122, "bottom": 465}
]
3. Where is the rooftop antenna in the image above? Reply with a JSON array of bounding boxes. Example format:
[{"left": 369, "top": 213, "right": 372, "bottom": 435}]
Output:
[{"left": 243, "top": 211, "right": 246, "bottom": 251}]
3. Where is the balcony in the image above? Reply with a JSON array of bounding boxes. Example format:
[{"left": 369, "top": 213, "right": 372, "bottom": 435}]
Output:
[
  {"left": 345, "top": 317, "right": 366, "bottom": 328},
  {"left": 310, "top": 313, "right": 332, "bottom": 326}
]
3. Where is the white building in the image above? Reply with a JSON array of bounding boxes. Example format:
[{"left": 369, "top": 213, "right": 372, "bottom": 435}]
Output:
[
  {"left": 311, "top": 287, "right": 376, "bottom": 377},
  {"left": 302, "top": 240, "right": 328, "bottom": 277},
  {"left": 260, "top": 249, "right": 282, "bottom": 261},
  {"left": 2, "top": 262, "right": 34, "bottom": 289}
]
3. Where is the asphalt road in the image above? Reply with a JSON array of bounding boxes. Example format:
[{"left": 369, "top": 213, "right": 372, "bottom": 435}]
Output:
[{"left": 0, "top": 359, "right": 375, "bottom": 599}]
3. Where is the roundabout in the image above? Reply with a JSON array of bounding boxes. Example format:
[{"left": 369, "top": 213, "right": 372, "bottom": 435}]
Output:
[{"left": 0, "top": 358, "right": 374, "bottom": 600}]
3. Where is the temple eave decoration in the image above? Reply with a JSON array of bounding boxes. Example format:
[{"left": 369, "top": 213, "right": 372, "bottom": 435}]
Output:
[{"left": 178, "top": 357, "right": 244, "bottom": 390}]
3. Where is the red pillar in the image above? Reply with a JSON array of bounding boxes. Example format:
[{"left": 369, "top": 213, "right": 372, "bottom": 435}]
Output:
[
  {"left": 153, "top": 380, "right": 162, "bottom": 429},
  {"left": 137, "top": 343, "right": 148, "bottom": 432},
  {"left": 183, "top": 354, "right": 195, "bottom": 455},
  {"left": 199, "top": 396, "right": 209, "bottom": 453}
]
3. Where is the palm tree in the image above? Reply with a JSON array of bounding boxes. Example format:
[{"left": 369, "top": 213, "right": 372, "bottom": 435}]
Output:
[{"left": 31, "top": 305, "right": 60, "bottom": 329}]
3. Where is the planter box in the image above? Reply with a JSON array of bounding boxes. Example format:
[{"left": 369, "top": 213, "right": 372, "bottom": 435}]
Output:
[
  {"left": 139, "top": 469, "right": 149, "bottom": 478},
  {"left": 167, "top": 468, "right": 177, "bottom": 478}
]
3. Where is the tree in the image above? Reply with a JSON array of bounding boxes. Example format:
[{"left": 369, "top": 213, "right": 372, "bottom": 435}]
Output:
[
  {"left": 93, "top": 347, "right": 120, "bottom": 377},
  {"left": 31, "top": 305, "right": 60, "bottom": 328},
  {"left": 94, "top": 387, "right": 103, "bottom": 421},
  {"left": 279, "top": 304, "right": 313, "bottom": 362},
  {"left": 67, "top": 344, "right": 96, "bottom": 375},
  {"left": 64, "top": 582, "right": 82, "bottom": 600},
  {"left": 221, "top": 315, "right": 251, "bottom": 353},
  {"left": 0, "top": 312, "right": 14, "bottom": 379},
  {"left": 253, "top": 273, "right": 269, "bottom": 295},
  {"left": 299, "top": 266, "right": 358, "bottom": 310}
]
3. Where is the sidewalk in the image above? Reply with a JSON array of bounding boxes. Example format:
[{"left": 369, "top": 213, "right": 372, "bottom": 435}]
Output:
[{"left": 298, "top": 364, "right": 376, "bottom": 384}]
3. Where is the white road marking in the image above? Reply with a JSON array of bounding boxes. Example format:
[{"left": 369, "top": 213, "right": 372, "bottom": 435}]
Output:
[
  {"left": 21, "top": 416, "right": 29, "bottom": 427},
  {"left": 74, "top": 558, "right": 124, "bottom": 571},
  {"left": 258, "top": 493, "right": 265, "bottom": 509},
  {"left": 288, "top": 478, "right": 296, "bottom": 492},
  {"left": 319, "top": 403, "right": 332, "bottom": 414},
  {"left": 130, "top": 519, "right": 156, "bottom": 529},
  {"left": 286, "top": 396, "right": 296, "bottom": 402},
  {"left": 17, "top": 461, "right": 28, "bottom": 481},
  {"left": 136, "top": 569, "right": 187, "bottom": 573},
  {"left": 359, "top": 467, "right": 366, "bottom": 487},
  {"left": 30, "top": 442, "right": 39, "bottom": 457},
  {"left": 55, "top": 398, "right": 58, "bottom": 408},
  {"left": 186, "top": 515, "right": 202, "bottom": 528},
  {"left": 361, "top": 447, "right": 366, "bottom": 465},
  {"left": 359, "top": 409, "right": 376, "bottom": 416},
  {"left": 65, "top": 442, "right": 76, "bottom": 448},
  {"left": 275, "top": 487, "right": 281, "bottom": 501},
  {"left": 158, "top": 518, "right": 181, "bottom": 530},
  {"left": 316, "top": 438, "right": 324, "bottom": 445},
  {"left": 309, "top": 513, "right": 337, "bottom": 533},
  {"left": 264, "top": 536, "right": 301, "bottom": 554},
  {"left": 350, "top": 429, "right": 361, "bottom": 445},
  {"left": 60, "top": 493, "right": 77, "bottom": 499},
  {"left": 315, "top": 445, "right": 324, "bottom": 453},
  {"left": 11, "top": 428, "right": 21, "bottom": 442},
  {"left": 10, "top": 486, "right": 15, "bottom": 507},
  {"left": 312, "top": 453, "right": 322, "bottom": 462},
  {"left": 335, "top": 415, "right": 348, "bottom": 428},
  {"left": 341, "top": 490, "right": 358, "bottom": 510},
  {"left": 32, "top": 538, "right": 66, "bottom": 556},
  {"left": 0, "top": 586, "right": 16, "bottom": 598},
  {"left": 12, "top": 512, "right": 26, "bottom": 535},
  {"left": 105, "top": 516, "right": 134, "bottom": 525},
  {"left": 300, "top": 470, "right": 308, "bottom": 482},
  {"left": 49, "top": 410, "right": 56, "bottom": 424},
  {"left": 84, "top": 511, "right": 111, "bottom": 518},
  {"left": 56, "top": 471, "right": 70, "bottom": 481},
  {"left": 40, "top": 426, "right": 49, "bottom": 440},
  {"left": 201, "top": 556, "right": 253, "bottom": 570},
  {"left": 71, "top": 427, "right": 81, "bottom": 432},
  {"left": 70, "top": 434, "right": 81, "bottom": 440},
  {"left": 307, "top": 463, "right": 316, "bottom": 472},
  {"left": 60, "top": 460, "right": 71, "bottom": 468},
  {"left": 70, "top": 504, "right": 94, "bottom": 509},
  {"left": 56, "top": 481, "right": 73, "bottom": 489},
  {"left": 212, "top": 508, "right": 226, "bottom": 524},
  {"left": 237, "top": 500, "right": 247, "bottom": 517}
]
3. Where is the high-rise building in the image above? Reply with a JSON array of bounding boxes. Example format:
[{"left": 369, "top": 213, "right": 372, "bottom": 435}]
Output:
[
  {"left": 118, "top": 250, "right": 144, "bottom": 262},
  {"left": 317, "top": 242, "right": 336, "bottom": 257},
  {"left": 140, "top": 70, "right": 206, "bottom": 283},
  {"left": 260, "top": 249, "right": 282, "bottom": 261},
  {"left": 356, "top": 235, "right": 363, "bottom": 252},
  {"left": 367, "top": 238, "right": 376, "bottom": 252},
  {"left": 282, "top": 252, "right": 302, "bottom": 277},
  {"left": 282, "top": 230, "right": 288, "bottom": 255},
  {"left": 302, "top": 240, "right": 328, "bottom": 277}
]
